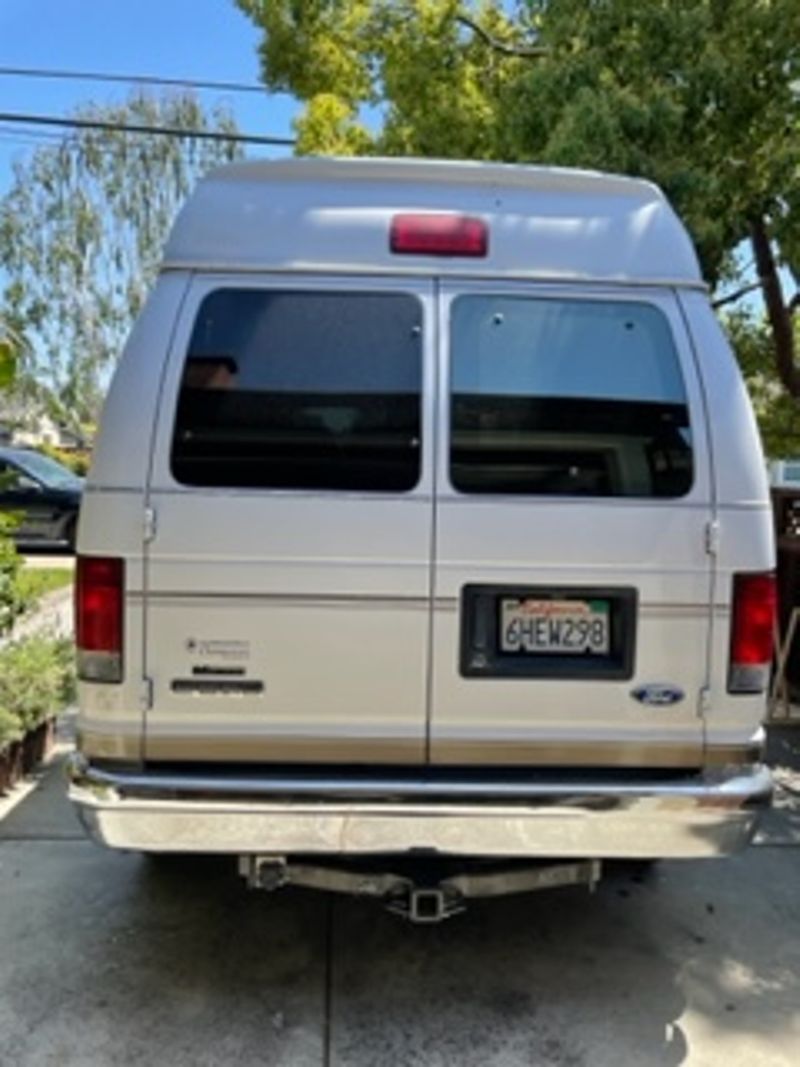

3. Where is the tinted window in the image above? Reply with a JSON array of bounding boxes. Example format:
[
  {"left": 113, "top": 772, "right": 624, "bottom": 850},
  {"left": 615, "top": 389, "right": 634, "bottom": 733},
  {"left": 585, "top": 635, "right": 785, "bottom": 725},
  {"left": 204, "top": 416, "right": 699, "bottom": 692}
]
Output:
[
  {"left": 0, "top": 460, "right": 36, "bottom": 492},
  {"left": 12, "top": 452, "right": 81, "bottom": 490},
  {"left": 171, "top": 290, "right": 423, "bottom": 491},
  {"left": 450, "top": 297, "right": 693, "bottom": 497}
]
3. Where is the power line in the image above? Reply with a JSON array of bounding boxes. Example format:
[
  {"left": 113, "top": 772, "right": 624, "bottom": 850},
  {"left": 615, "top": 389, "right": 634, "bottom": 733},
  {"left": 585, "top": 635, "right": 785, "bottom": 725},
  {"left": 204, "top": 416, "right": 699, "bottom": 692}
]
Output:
[
  {"left": 0, "top": 65, "right": 267, "bottom": 95},
  {"left": 0, "top": 125, "right": 185, "bottom": 154},
  {"left": 0, "top": 122, "right": 68, "bottom": 149},
  {"left": 0, "top": 123, "right": 65, "bottom": 142},
  {"left": 0, "top": 134, "right": 51, "bottom": 148},
  {"left": 0, "top": 111, "right": 295, "bottom": 147}
]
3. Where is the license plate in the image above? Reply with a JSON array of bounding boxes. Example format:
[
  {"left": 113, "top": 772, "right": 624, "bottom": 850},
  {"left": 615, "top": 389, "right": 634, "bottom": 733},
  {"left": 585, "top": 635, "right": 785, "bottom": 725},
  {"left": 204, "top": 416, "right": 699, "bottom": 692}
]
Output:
[{"left": 500, "top": 598, "right": 610, "bottom": 655}]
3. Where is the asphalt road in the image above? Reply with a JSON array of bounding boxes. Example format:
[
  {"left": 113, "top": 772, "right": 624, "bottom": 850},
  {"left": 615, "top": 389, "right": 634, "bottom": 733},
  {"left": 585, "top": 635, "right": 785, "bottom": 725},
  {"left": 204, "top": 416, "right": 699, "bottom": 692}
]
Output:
[{"left": 1, "top": 738, "right": 799, "bottom": 1067}]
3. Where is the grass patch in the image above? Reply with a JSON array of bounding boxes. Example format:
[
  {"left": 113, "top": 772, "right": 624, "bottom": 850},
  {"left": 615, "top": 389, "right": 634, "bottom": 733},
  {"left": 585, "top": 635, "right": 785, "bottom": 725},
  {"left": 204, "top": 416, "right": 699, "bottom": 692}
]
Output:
[{"left": 16, "top": 568, "right": 73, "bottom": 607}]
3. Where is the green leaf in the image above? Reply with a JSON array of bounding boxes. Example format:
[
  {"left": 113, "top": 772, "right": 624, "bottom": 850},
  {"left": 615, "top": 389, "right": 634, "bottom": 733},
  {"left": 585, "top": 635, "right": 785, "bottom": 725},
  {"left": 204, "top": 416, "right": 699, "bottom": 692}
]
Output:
[{"left": 0, "top": 337, "right": 15, "bottom": 388}]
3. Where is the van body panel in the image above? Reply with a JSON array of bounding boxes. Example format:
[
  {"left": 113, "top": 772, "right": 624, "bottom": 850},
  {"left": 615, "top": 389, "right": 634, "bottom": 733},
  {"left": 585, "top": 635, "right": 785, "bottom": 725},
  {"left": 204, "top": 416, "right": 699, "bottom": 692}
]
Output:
[
  {"left": 75, "top": 490, "right": 146, "bottom": 761},
  {"left": 76, "top": 273, "right": 192, "bottom": 764},
  {"left": 76, "top": 490, "right": 146, "bottom": 568},
  {"left": 429, "top": 283, "right": 711, "bottom": 763},
  {"left": 86, "top": 274, "right": 191, "bottom": 493},
  {"left": 164, "top": 158, "right": 702, "bottom": 287},
  {"left": 706, "top": 505, "right": 775, "bottom": 750},
  {"left": 675, "top": 294, "right": 774, "bottom": 753},
  {"left": 677, "top": 292, "right": 773, "bottom": 508},
  {"left": 141, "top": 274, "right": 436, "bottom": 764}
]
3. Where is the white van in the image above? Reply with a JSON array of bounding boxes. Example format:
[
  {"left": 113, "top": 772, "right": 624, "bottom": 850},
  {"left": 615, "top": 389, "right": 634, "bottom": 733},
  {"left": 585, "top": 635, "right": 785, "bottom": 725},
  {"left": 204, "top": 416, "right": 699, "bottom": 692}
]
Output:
[{"left": 69, "top": 158, "right": 775, "bottom": 920}]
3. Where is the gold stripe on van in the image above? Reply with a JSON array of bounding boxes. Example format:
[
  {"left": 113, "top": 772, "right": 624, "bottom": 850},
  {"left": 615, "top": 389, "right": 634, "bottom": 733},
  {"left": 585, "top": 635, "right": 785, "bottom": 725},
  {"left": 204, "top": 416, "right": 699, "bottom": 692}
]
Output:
[
  {"left": 143, "top": 734, "right": 426, "bottom": 764},
  {"left": 131, "top": 592, "right": 430, "bottom": 611},
  {"left": 78, "top": 729, "right": 142, "bottom": 762},
  {"left": 430, "top": 739, "right": 758, "bottom": 769},
  {"left": 80, "top": 732, "right": 758, "bottom": 770}
]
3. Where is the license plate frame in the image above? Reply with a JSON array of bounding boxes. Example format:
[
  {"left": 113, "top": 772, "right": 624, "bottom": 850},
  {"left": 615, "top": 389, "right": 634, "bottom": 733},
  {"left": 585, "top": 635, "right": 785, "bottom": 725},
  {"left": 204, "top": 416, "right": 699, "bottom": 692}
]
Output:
[{"left": 460, "top": 585, "right": 637, "bottom": 680}]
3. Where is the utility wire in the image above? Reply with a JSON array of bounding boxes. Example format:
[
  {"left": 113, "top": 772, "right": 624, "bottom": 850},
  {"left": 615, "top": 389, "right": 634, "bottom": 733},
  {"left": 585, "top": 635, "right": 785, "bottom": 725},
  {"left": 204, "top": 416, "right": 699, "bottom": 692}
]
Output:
[
  {"left": 0, "top": 111, "right": 295, "bottom": 147},
  {"left": 0, "top": 123, "right": 65, "bottom": 142},
  {"left": 0, "top": 127, "right": 162, "bottom": 152},
  {"left": 0, "top": 65, "right": 267, "bottom": 95}
]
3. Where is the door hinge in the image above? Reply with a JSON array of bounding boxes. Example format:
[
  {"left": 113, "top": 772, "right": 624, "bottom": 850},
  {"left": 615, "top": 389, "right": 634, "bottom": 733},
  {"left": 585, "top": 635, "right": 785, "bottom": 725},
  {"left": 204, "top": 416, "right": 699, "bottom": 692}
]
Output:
[
  {"left": 139, "top": 677, "right": 153, "bottom": 711},
  {"left": 704, "top": 519, "right": 720, "bottom": 556},
  {"left": 143, "top": 506, "right": 157, "bottom": 544}
]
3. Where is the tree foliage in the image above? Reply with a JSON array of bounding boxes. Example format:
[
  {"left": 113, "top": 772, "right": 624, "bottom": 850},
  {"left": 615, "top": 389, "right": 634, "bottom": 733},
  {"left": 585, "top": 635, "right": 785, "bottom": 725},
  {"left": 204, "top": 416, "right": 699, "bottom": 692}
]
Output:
[
  {"left": 517, "top": 1, "right": 799, "bottom": 281},
  {"left": 238, "top": 0, "right": 800, "bottom": 447},
  {"left": 236, "top": 0, "right": 528, "bottom": 158},
  {"left": 0, "top": 316, "right": 24, "bottom": 389},
  {"left": 0, "top": 337, "right": 15, "bottom": 391},
  {"left": 723, "top": 310, "right": 800, "bottom": 458},
  {"left": 0, "top": 93, "right": 243, "bottom": 430}
]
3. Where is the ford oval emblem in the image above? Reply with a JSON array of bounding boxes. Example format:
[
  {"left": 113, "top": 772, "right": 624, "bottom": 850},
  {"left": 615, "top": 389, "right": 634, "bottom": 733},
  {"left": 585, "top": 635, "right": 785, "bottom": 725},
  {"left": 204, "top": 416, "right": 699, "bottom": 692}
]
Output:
[{"left": 631, "top": 684, "right": 685, "bottom": 707}]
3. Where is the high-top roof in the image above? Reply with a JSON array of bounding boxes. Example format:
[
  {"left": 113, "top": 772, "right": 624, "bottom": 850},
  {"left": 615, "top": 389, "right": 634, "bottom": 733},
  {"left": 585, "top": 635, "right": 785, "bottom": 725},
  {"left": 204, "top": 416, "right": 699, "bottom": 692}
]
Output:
[{"left": 162, "top": 157, "right": 703, "bottom": 287}]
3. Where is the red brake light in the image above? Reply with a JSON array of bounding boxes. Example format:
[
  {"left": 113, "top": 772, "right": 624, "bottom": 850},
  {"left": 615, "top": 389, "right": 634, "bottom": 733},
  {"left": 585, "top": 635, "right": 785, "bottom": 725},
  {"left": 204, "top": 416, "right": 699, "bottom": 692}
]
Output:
[
  {"left": 390, "top": 213, "right": 488, "bottom": 257},
  {"left": 728, "top": 572, "right": 776, "bottom": 694},
  {"left": 76, "top": 556, "right": 124, "bottom": 683}
]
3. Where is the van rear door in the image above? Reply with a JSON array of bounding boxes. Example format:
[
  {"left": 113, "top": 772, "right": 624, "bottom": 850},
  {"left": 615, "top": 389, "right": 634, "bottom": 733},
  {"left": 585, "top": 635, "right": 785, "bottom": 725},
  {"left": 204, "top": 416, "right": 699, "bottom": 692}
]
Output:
[
  {"left": 430, "top": 283, "right": 712, "bottom": 767},
  {"left": 142, "top": 276, "right": 434, "bottom": 765}
]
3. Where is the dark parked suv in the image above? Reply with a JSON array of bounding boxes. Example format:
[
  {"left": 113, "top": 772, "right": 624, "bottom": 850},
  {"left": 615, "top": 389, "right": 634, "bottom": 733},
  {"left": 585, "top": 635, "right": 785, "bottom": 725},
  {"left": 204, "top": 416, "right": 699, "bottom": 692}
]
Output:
[{"left": 0, "top": 446, "right": 83, "bottom": 550}]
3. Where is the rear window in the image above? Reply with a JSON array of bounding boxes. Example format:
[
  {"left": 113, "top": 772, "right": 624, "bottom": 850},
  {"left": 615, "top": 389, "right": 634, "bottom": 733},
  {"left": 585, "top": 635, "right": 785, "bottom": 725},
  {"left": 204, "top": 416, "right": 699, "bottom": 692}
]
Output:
[
  {"left": 450, "top": 296, "right": 693, "bottom": 498},
  {"left": 171, "top": 289, "right": 423, "bottom": 492}
]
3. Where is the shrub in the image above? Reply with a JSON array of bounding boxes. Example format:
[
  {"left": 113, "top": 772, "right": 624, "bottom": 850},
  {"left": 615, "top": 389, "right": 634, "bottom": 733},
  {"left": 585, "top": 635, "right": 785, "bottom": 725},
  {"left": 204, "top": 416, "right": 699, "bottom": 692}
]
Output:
[
  {"left": 0, "top": 513, "right": 22, "bottom": 636},
  {"left": 38, "top": 443, "right": 91, "bottom": 477},
  {"left": 0, "top": 705, "right": 22, "bottom": 749},
  {"left": 0, "top": 472, "right": 76, "bottom": 753},
  {"left": 0, "top": 635, "right": 76, "bottom": 747},
  {"left": 14, "top": 567, "right": 73, "bottom": 618}
]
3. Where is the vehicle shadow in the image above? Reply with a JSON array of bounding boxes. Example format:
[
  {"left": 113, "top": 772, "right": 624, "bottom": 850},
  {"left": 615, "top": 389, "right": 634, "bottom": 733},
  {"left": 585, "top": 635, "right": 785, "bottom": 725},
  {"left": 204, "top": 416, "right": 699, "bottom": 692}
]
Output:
[
  {"left": 131, "top": 856, "right": 693, "bottom": 1067},
  {"left": 319, "top": 847, "right": 800, "bottom": 1067},
  {"left": 322, "top": 866, "right": 690, "bottom": 1067}
]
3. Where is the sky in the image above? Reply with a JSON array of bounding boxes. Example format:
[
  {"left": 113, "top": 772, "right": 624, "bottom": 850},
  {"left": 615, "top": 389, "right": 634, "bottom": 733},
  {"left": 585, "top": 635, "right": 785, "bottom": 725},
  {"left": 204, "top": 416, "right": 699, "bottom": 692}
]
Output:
[{"left": 0, "top": 0, "right": 299, "bottom": 194}]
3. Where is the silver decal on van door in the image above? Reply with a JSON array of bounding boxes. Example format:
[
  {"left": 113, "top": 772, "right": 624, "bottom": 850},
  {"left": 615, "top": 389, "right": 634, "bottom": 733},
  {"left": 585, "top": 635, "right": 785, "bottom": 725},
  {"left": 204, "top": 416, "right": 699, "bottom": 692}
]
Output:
[
  {"left": 185, "top": 639, "right": 251, "bottom": 662},
  {"left": 631, "top": 684, "right": 685, "bottom": 707}
]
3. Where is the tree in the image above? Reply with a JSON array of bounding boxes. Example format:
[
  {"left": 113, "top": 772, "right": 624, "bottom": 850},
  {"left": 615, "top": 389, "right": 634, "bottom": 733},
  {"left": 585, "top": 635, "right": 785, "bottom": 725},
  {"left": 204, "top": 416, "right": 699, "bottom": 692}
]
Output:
[
  {"left": 237, "top": 0, "right": 800, "bottom": 435},
  {"left": 235, "top": 0, "right": 528, "bottom": 158},
  {"left": 0, "top": 327, "right": 16, "bottom": 390},
  {"left": 722, "top": 310, "right": 800, "bottom": 458},
  {"left": 0, "top": 93, "right": 243, "bottom": 431},
  {"left": 514, "top": 0, "right": 800, "bottom": 397}
]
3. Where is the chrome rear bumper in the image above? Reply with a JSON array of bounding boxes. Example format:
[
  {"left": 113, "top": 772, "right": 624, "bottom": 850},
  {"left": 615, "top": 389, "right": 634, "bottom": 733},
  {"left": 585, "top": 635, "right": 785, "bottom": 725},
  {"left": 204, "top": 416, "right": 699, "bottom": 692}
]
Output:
[{"left": 67, "top": 755, "right": 772, "bottom": 860}]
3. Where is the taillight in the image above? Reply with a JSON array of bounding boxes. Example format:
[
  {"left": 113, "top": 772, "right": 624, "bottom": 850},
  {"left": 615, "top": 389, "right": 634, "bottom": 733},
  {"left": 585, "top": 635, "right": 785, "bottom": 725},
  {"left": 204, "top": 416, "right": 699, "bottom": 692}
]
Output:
[
  {"left": 728, "top": 572, "right": 776, "bottom": 694},
  {"left": 75, "top": 556, "right": 124, "bottom": 683},
  {"left": 390, "top": 213, "right": 488, "bottom": 257}
]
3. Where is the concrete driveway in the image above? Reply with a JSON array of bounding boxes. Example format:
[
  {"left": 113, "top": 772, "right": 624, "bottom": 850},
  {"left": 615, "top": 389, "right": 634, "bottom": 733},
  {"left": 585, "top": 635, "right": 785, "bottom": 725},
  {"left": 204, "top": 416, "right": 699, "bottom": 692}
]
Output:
[
  {"left": 19, "top": 552, "right": 75, "bottom": 570},
  {"left": 1, "top": 738, "right": 799, "bottom": 1067}
]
